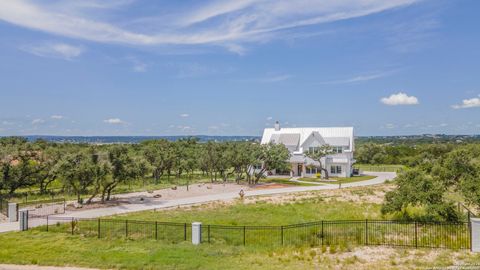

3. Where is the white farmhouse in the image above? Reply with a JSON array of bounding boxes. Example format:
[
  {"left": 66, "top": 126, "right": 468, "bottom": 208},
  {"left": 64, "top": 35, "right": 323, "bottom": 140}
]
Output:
[{"left": 260, "top": 122, "right": 355, "bottom": 178}]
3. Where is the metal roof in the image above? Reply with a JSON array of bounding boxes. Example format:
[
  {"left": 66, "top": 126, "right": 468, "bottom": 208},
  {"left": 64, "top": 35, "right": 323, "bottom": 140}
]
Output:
[
  {"left": 261, "top": 126, "right": 354, "bottom": 151},
  {"left": 270, "top": 133, "right": 300, "bottom": 147}
]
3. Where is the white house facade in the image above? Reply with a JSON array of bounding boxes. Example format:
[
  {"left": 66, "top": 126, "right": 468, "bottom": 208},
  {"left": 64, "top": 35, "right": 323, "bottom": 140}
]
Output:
[{"left": 260, "top": 122, "right": 355, "bottom": 178}]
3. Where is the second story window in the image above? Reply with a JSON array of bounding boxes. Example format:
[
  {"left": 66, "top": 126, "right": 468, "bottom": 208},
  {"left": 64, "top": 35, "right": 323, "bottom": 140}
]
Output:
[
  {"left": 308, "top": 147, "right": 320, "bottom": 153},
  {"left": 331, "top": 146, "right": 343, "bottom": 154}
]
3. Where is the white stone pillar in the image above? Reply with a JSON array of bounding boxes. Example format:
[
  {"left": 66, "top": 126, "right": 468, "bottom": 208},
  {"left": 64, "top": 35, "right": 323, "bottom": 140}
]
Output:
[
  {"left": 8, "top": 203, "right": 18, "bottom": 222},
  {"left": 471, "top": 218, "right": 480, "bottom": 252},
  {"left": 19, "top": 210, "right": 28, "bottom": 231},
  {"left": 192, "top": 222, "right": 202, "bottom": 245}
]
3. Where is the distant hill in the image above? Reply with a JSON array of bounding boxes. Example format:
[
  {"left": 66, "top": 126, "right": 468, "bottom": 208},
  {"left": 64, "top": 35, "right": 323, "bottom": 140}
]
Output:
[
  {"left": 356, "top": 134, "right": 480, "bottom": 144},
  {"left": 2, "top": 134, "right": 479, "bottom": 145},
  {"left": 20, "top": 135, "right": 261, "bottom": 144}
]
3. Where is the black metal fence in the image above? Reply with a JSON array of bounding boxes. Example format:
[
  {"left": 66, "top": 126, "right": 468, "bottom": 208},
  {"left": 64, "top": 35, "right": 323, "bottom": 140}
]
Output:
[{"left": 34, "top": 217, "right": 471, "bottom": 250}]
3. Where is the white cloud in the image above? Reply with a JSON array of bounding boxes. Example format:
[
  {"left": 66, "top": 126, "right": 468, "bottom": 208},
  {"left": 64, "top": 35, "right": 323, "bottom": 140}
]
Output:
[
  {"left": 451, "top": 96, "right": 480, "bottom": 109},
  {"left": 266, "top": 116, "right": 273, "bottom": 121},
  {"left": 179, "top": 113, "right": 190, "bottom": 118},
  {"left": 225, "top": 44, "right": 247, "bottom": 55},
  {"left": 381, "top": 92, "right": 419, "bottom": 106},
  {"left": 0, "top": 0, "right": 419, "bottom": 53},
  {"left": 126, "top": 56, "right": 148, "bottom": 72},
  {"left": 50, "top": 115, "right": 64, "bottom": 119},
  {"left": 31, "top": 118, "right": 45, "bottom": 124},
  {"left": 21, "top": 42, "right": 84, "bottom": 60},
  {"left": 385, "top": 123, "right": 396, "bottom": 129},
  {"left": 104, "top": 118, "right": 125, "bottom": 124}
]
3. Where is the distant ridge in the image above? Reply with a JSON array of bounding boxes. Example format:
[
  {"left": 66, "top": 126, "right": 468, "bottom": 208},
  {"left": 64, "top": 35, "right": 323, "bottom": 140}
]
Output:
[{"left": 19, "top": 135, "right": 261, "bottom": 144}]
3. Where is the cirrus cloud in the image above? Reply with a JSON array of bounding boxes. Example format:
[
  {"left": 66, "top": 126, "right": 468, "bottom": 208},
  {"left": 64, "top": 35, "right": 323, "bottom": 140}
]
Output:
[
  {"left": 381, "top": 92, "right": 419, "bottom": 106},
  {"left": 21, "top": 42, "right": 84, "bottom": 60},
  {"left": 0, "top": 0, "right": 420, "bottom": 53}
]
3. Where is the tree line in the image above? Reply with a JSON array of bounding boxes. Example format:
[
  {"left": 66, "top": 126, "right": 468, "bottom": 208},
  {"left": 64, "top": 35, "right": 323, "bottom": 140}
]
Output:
[
  {"left": 359, "top": 142, "right": 480, "bottom": 222},
  {"left": 0, "top": 137, "right": 290, "bottom": 203}
]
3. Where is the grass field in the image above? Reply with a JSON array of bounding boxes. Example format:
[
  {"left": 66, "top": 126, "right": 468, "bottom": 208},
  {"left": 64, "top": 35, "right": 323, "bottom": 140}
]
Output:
[
  {"left": 299, "top": 175, "right": 376, "bottom": 184},
  {"left": 1, "top": 231, "right": 479, "bottom": 270},
  {"left": 1, "top": 185, "right": 479, "bottom": 269},
  {"left": 354, "top": 164, "right": 405, "bottom": 172},
  {"left": 115, "top": 198, "right": 381, "bottom": 225}
]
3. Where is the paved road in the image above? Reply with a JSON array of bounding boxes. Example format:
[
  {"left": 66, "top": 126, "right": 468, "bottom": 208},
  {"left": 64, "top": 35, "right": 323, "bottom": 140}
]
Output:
[{"left": 0, "top": 172, "right": 395, "bottom": 233}]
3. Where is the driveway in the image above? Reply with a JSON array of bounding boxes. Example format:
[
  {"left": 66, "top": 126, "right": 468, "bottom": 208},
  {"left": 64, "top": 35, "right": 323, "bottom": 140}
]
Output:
[{"left": 0, "top": 171, "right": 396, "bottom": 233}]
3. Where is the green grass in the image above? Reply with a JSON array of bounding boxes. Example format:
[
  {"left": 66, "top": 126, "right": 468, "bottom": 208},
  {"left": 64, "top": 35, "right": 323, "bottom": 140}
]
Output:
[
  {"left": 354, "top": 164, "right": 405, "bottom": 172},
  {"left": 115, "top": 199, "right": 381, "bottom": 225},
  {"left": 0, "top": 231, "right": 311, "bottom": 270},
  {"left": 1, "top": 193, "right": 478, "bottom": 269},
  {"left": 299, "top": 175, "right": 376, "bottom": 184},
  {"left": 263, "top": 178, "right": 320, "bottom": 187}
]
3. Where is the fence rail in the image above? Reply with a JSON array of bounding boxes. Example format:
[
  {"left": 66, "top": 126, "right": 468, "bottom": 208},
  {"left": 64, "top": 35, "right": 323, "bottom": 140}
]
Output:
[{"left": 34, "top": 217, "right": 471, "bottom": 250}]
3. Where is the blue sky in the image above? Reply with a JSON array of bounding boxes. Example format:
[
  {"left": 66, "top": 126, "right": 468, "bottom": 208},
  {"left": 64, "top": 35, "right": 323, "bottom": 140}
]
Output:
[{"left": 0, "top": 0, "right": 479, "bottom": 136}]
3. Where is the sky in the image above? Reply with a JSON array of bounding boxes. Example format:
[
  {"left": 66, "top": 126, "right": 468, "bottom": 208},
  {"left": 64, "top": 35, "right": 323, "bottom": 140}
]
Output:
[{"left": 0, "top": 0, "right": 479, "bottom": 136}]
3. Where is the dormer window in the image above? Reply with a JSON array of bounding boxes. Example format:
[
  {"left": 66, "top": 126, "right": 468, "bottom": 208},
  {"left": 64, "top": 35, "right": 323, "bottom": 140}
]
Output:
[{"left": 331, "top": 146, "right": 343, "bottom": 154}]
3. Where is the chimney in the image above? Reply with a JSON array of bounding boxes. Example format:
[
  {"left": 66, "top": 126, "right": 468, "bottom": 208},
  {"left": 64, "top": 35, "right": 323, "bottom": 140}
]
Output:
[{"left": 274, "top": 121, "right": 280, "bottom": 131}]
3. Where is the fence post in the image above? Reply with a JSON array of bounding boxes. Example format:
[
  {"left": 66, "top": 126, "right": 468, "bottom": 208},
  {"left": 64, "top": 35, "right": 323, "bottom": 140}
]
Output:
[
  {"left": 97, "top": 219, "right": 101, "bottom": 238},
  {"left": 281, "top": 226, "right": 284, "bottom": 246},
  {"left": 46, "top": 215, "right": 49, "bottom": 232},
  {"left": 192, "top": 222, "right": 202, "bottom": 245},
  {"left": 8, "top": 203, "right": 18, "bottom": 222},
  {"left": 71, "top": 217, "right": 74, "bottom": 235},
  {"left": 243, "top": 226, "right": 246, "bottom": 246},
  {"left": 321, "top": 221, "right": 324, "bottom": 246},
  {"left": 155, "top": 221, "right": 158, "bottom": 240},
  {"left": 415, "top": 221, "right": 418, "bottom": 249},
  {"left": 125, "top": 220, "right": 128, "bottom": 238},
  {"left": 18, "top": 210, "right": 28, "bottom": 231},
  {"left": 469, "top": 218, "right": 480, "bottom": 252},
  {"left": 208, "top": 225, "right": 211, "bottom": 243},
  {"left": 365, "top": 219, "right": 368, "bottom": 246},
  {"left": 184, "top": 223, "right": 187, "bottom": 241}
]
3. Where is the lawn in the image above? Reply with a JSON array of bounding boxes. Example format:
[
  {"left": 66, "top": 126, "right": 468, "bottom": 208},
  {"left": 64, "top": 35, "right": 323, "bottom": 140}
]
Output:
[
  {"left": 1, "top": 187, "right": 479, "bottom": 269},
  {"left": 2, "top": 231, "right": 479, "bottom": 270},
  {"left": 354, "top": 164, "right": 405, "bottom": 172},
  {"left": 263, "top": 178, "right": 320, "bottom": 187},
  {"left": 299, "top": 175, "right": 376, "bottom": 184},
  {"left": 114, "top": 198, "right": 382, "bottom": 225}
]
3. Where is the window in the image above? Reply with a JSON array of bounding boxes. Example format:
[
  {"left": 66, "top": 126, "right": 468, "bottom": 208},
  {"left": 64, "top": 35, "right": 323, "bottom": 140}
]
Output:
[
  {"left": 306, "top": 167, "right": 318, "bottom": 174},
  {"left": 330, "top": 165, "right": 342, "bottom": 174},
  {"left": 308, "top": 147, "right": 320, "bottom": 153},
  {"left": 331, "top": 146, "right": 343, "bottom": 154},
  {"left": 253, "top": 164, "right": 262, "bottom": 170}
]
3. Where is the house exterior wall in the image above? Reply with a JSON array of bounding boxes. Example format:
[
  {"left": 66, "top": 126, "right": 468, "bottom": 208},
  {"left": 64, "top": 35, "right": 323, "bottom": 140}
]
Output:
[{"left": 260, "top": 126, "right": 355, "bottom": 178}]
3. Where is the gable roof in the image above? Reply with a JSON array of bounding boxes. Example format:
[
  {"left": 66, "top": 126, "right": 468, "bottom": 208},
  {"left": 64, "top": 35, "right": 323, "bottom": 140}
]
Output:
[
  {"left": 270, "top": 133, "right": 300, "bottom": 147},
  {"left": 261, "top": 127, "right": 354, "bottom": 151}
]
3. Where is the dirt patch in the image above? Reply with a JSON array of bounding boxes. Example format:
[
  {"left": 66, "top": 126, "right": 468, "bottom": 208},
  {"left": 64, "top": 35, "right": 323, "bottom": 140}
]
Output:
[
  {"left": 274, "top": 246, "right": 473, "bottom": 270},
  {"left": 242, "top": 183, "right": 395, "bottom": 206}
]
